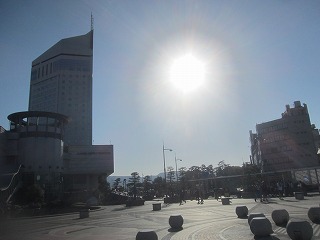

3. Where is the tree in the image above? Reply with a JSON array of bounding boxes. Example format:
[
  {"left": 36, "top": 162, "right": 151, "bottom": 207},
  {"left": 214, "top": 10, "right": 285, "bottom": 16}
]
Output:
[
  {"left": 153, "top": 176, "right": 165, "bottom": 197},
  {"left": 242, "top": 163, "right": 261, "bottom": 191},
  {"left": 178, "top": 167, "right": 187, "bottom": 180},
  {"left": 215, "top": 160, "right": 230, "bottom": 176},
  {"left": 188, "top": 166, "right": 201, "bottom": 180},
  {"left": 207, "top": 164, "right": 214, "bottom": 175},
  {"left": 128, "top": 172, "right": 140, "bottom": 184},
  {"left": 226, "top": 165, "right": 243, "bottom": 175},
  {"left": 143, "top": 175, "right": 153, "bottom": 192},
  {"left": 178, "top": 166, "right": 189, "bottom": 191},
  {"left": 167, "top": 166, "right": 175, "bottom": 183},
  {"left": 15, "top": 184, "right": 44, "bottom": 206},
  {"left": 142, "top": 175, "right": 154, "bottom": 199},
  {"left": 97, "top": 174, "right": 111, "bottom": 204},
  {"left": 200, "top": 164, "right": 209, "bottom": 178},
  {"left": 113, "top": 178, "right": 121, "bottom": 190},
  {"left": 128, "top": 172, "right": 140, "bottom": 199}
]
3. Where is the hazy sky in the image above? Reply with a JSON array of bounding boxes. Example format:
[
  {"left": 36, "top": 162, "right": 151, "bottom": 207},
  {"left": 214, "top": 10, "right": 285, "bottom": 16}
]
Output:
[{"left": 1, "top": 1, "right": 320, "bottom": 176}]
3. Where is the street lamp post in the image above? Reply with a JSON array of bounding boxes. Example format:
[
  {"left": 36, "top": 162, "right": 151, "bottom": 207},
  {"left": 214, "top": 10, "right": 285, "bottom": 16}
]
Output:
[
  {"left": 175, "top": 154, "right": 182, "bottom": 182},
  {"left": 162, "top": 144, "right": 173, "bottom": 191}
]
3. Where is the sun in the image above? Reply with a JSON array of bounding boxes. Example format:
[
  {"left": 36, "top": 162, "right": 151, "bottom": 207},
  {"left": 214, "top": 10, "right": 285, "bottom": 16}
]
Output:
[{"left": 169, "top": 53, "right": 206, "bottom": 93}]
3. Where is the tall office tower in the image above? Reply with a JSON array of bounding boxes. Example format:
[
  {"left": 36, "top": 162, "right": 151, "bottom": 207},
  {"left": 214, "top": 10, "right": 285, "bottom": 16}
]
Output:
[{"left": 29, "top": 31, "right": 93, "bottom": 145}]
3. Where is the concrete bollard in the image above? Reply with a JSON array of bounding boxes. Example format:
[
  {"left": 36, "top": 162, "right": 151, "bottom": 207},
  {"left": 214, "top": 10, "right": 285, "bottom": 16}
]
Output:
[
  {"left": 271, "top": 209, "right": 289, "bottom": 226},
  {"left": 79, "top": 208, "right": 89, "bottom": 219},
  {"left": 235, "top": 205, "right": 248, "bottom": 218},
  {"left": 136, "top": 229, "right": 158, "bottom": 240},
  {"left": 294, "top": 192, "right": 304, "bottom": 200},
  {"left": 250, "top": 217, "right": 273, "bottom": 237},
  {"left": 152, "top": 203, "right": 161, "bottom": 211},
  {"left": 286, "top": 219, "right": 313, "bottom": 240},
  {"left": 169, "top": 214, "right": 184, "bottom": 229},
  {"left": 248, "top": 213, "right": 265, "bottom": 225},
  {"left": 308, "top": 207, "right": 320, "bottom": 223}
]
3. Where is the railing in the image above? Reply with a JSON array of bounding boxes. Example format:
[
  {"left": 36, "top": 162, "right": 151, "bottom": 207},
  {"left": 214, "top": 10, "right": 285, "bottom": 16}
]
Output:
[{"left": 0, "top": 165, "right": 22, "bottom": 214}]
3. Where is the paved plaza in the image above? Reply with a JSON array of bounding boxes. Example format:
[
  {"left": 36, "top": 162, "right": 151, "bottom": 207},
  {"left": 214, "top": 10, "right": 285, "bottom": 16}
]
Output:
[{"left": 1, "top": 195, "right": 320, "bottom": 240}]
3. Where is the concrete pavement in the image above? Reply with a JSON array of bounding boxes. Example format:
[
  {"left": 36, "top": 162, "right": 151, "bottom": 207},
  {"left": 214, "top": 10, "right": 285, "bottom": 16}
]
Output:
[{"left": 1, "top": 195, "right": 320, "bottom": 239}]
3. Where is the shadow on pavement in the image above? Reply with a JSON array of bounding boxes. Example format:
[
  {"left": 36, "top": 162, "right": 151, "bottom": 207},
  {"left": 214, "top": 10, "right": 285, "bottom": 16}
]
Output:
[
  {"left": 168, "top": 227, "right": 183, "bottom": 232},
  {"left": 254, "top": 235, "right": 280, "bottom": 240}
]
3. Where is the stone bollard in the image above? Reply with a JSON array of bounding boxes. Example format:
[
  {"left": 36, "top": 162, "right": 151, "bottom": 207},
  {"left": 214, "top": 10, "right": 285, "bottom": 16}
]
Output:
[
  {"left": 235, "top": 205, "right": 248, "bottom": 218},
  {"left": 308, "top": 207, "right": 320, "bottom": 223},
  {"left": 271, "top": 209, "right": 289, "bottom": 226},
  {"left": 294, "top": 192, "right": 304, "bottom": 200},
  {"left": 286, "top": 219, "right": 313, "bottom": 240},
  {"left": 152, "top": 203, "right": 161, "bottom": 211},
  {"left": 248, "top": 213, "right": 265, "bottom": 225},
  {"left": 79, "top": 208, "right": 89, "bottom": 219},
  {"left": 169, "top": 214, "right": 184, "bottom": 229},
  {"left": 250, "top": 217, "right": 273, "bottom": 237},
  {"left": 136, "top": 229, "right": 158, "bottom": 240}
]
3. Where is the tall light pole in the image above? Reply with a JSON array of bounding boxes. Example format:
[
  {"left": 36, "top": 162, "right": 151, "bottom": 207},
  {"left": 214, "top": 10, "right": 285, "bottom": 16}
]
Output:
[
  {"left": 162, "top": 144, "right": 173, "bottom": 187},
  {"left": 175, "top": 154, "right": 182, "bottom": 182}
]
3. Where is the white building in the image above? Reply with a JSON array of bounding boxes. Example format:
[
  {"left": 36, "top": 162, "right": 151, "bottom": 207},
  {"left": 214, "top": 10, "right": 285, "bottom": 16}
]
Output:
[
  {"left": 29, "top": 31, "right": 93, "bottom": 146},
  {"left": 1, "top": 29, "right": 114, "bottom": 204}
]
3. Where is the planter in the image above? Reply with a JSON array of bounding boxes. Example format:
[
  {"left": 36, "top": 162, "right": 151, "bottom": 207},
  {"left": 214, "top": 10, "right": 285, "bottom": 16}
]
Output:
[
  {"left": 221, "top": 197, "right": 231, "bottom": 205},
  {"left": 79, "top": 208, "right": 89, "bottom": 218},
  {"left": 248, "top": 213, "right": 265, "bottom": 225},
  {"left": 308, "top": 207, "right": 320, "bottom": 223},
  {"left": 235, "top": 205, "right": 248, "bottom": 218},
  {"left": 169, "top": 214, "right": 183, "bottom": 229},
  {"left": 286, "top": 219, "right": 313, "bottom": 240},
  {"left": 272, "top": 209, "right": 289, "bottom": 226},
  {"left": 136, "top": 229, "right": 158, "bottom": 240},
  {"left": 152, "top": 203, "right": 161, "bottom": 211},
  {"left": 250, "top": 217, "right": 273, "bottom": 237},
  {"left": 294, "top": 192, "right": 304, "bottom": 200}
]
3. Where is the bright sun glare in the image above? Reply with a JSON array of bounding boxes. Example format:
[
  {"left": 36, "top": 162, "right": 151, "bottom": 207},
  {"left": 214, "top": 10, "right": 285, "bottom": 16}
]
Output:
[{"left": 169, "top": 53, "right": 206, "bottom": 93}]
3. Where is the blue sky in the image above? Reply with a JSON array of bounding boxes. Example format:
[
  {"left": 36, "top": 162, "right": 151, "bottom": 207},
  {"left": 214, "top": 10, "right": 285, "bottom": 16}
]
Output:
[{"left": 1, "top": 1, "right": 320, "bottom": 176}]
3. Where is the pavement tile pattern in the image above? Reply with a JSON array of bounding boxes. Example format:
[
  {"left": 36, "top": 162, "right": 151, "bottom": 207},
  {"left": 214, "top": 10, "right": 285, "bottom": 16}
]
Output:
[{"left": 1, "top": 195, "right": 320, "bottom": 239}]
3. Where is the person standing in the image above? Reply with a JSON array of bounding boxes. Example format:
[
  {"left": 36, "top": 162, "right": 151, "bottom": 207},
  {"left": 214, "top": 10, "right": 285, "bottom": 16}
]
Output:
[
  {"left": 179, "top": 189, "right": 185, "bottom": 205},
  {"left": 261, "top": 181, "right": 269, "bottom": 203},
  {"left": 277, "top": 181, "right": 284, "bottom": 199}
]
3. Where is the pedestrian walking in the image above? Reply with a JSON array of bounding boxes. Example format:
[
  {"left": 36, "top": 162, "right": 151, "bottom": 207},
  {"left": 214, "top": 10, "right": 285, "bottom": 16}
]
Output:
[{"left": 179, "top": 189, "right": 186, "bottom": 205}]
